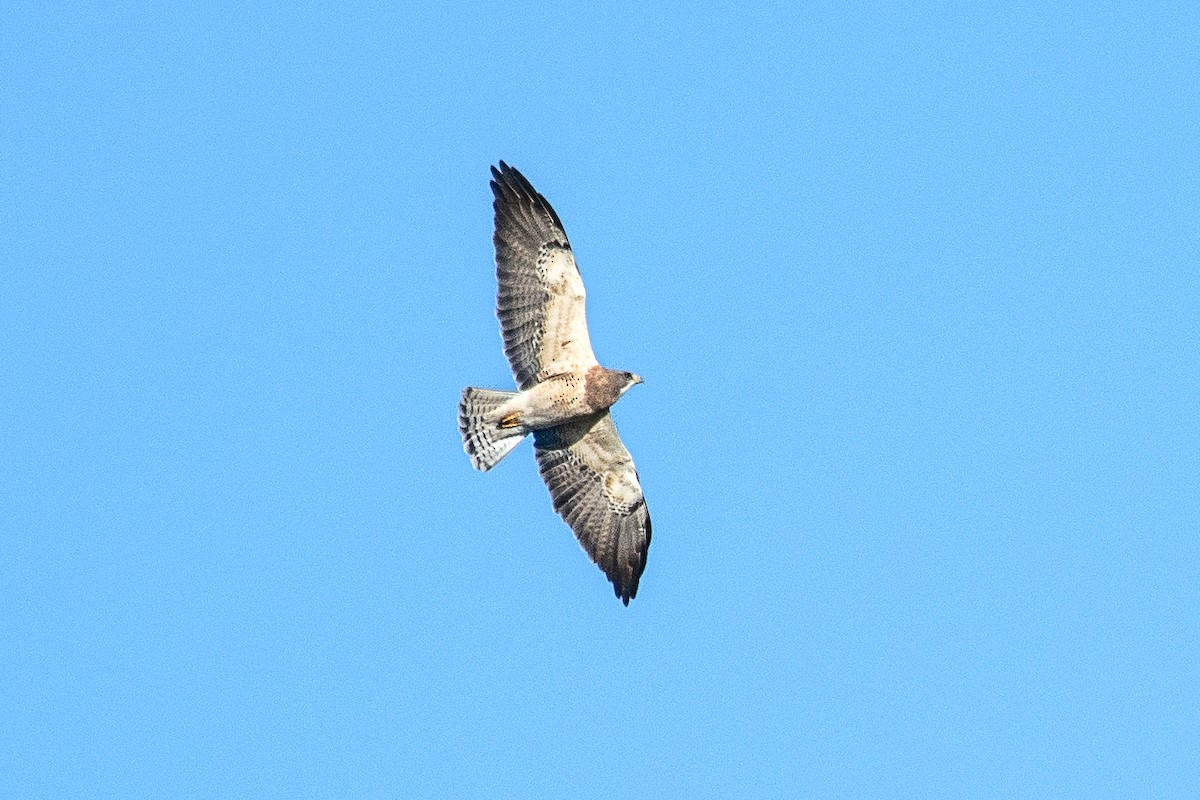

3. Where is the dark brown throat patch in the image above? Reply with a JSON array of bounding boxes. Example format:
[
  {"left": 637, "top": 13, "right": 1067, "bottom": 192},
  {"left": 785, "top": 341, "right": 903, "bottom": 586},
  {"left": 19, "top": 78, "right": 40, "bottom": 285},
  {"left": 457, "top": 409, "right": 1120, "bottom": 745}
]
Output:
[{"left": 584, "top": 365, "right": 624, "bottom": 411}]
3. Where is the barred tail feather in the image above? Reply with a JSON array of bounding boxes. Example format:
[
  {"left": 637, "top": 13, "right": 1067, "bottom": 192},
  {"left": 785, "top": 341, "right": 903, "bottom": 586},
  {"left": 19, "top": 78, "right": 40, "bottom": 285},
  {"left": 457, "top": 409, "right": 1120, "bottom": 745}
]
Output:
[{"left": 459, "top": 387, "right": 525, "bottom": 471}]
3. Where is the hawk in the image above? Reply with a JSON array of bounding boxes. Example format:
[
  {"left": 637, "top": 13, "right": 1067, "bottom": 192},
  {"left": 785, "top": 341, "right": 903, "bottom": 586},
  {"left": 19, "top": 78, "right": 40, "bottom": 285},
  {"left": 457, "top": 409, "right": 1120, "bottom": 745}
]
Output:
[{"left": 458, "top": 162, "right": 651, "bottom": 605}]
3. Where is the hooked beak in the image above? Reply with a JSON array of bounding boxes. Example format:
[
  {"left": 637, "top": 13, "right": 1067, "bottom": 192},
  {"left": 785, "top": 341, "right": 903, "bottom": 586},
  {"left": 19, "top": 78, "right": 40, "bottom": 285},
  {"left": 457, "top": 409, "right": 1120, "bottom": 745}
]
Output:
[{"left": 632, "top": 373, "right": 644, "bottom": 385}]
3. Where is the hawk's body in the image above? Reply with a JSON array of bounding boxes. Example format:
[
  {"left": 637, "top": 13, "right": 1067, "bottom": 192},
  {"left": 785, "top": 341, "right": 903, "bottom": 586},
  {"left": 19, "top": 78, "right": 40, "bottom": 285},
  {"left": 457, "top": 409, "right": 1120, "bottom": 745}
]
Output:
[{"left": 458, "top": 162, "right": 651, "bottom": 605}]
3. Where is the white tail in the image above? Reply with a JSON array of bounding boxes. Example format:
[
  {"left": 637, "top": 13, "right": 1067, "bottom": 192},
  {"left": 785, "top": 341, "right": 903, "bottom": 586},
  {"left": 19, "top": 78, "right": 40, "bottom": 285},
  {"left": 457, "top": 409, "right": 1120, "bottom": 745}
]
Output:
[{"left": 458, "top": 387, "right": 526, "bottom": 471}]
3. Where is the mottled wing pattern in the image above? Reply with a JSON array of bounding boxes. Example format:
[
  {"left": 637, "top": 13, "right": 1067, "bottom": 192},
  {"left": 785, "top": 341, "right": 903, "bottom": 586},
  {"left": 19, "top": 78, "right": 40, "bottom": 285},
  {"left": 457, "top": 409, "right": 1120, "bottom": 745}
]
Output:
[
  {"left": 534, "top": 412, "right": 651, "bottom": 605},
  {"left": 491, "top": 161, "right": 597, "bottom": 391}
]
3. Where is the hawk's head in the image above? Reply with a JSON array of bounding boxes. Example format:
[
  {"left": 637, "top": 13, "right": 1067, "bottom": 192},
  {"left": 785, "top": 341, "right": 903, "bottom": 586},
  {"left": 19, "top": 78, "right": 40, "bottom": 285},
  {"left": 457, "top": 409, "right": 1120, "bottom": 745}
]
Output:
[{"left": 618, "top": 372, "right": 644, "bottom": 397}]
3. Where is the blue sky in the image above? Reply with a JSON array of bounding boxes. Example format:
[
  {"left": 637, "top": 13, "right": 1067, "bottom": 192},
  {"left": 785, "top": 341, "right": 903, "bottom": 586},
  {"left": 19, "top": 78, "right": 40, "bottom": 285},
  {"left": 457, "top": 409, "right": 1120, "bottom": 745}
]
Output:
[{"left": 3, "top": 2, "right": 1198, "bottom": 797}]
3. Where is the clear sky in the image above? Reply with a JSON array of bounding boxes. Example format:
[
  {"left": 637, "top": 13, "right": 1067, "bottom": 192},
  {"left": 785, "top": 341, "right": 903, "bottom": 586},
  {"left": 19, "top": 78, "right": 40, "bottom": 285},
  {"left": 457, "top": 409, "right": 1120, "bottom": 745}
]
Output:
[{"left": 3, "top": 2, "right": 1198, "bottom": 798}]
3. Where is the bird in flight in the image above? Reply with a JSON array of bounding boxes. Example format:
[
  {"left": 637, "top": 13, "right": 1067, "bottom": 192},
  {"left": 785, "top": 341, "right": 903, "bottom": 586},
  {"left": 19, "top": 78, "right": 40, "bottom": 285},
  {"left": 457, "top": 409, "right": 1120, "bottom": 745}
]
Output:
[{"left": 459, "top": 162, "right": 651, "bottom": 605}]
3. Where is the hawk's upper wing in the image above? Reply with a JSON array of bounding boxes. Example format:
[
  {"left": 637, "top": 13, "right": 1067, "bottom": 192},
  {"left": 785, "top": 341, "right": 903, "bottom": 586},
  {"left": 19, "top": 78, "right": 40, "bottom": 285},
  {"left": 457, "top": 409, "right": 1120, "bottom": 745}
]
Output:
[
  {"left": 533, "top": 412, "right": 651, "bottom": 605},
  {"left": 491, "top": 162, "right": 598, "bottom": 391}
]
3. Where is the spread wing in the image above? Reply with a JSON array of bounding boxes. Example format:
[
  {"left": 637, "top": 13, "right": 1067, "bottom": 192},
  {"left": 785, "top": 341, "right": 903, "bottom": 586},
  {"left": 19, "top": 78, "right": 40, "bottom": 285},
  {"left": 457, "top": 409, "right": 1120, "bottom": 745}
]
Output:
[
  {"left": 491, "top": 162, "right": 598, "bottom": 391},
  {"left": 533, "top": 412, "right": 651, "bottom": 605}
]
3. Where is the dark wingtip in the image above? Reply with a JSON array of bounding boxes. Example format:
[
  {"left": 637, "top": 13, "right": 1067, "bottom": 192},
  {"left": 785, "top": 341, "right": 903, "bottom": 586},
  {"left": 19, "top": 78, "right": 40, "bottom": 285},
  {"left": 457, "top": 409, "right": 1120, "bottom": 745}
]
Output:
[
  {"left": 488, "top": 161, "right": 567, "bottom": 235},
  {"left": 609, "top": 502, "right": 651, "bottom": 606},
  {"left": 490, "top": 161, "right": 527, "bottom": 197},
  {"left": 490, "top": 161, "right": 511, "bottom": 185},
  {"left": 488, "top": 163, "right": 504, "bottom": 199},
  {"left": 616, "top": 580, "right": 634, "bottom": 605}
]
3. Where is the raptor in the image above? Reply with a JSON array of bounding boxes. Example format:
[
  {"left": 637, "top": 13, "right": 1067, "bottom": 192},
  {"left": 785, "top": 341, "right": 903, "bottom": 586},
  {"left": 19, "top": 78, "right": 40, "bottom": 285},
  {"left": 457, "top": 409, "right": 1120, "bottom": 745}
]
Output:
[{"left": 459, "top": 162, "right": 651, "bottom": 604}]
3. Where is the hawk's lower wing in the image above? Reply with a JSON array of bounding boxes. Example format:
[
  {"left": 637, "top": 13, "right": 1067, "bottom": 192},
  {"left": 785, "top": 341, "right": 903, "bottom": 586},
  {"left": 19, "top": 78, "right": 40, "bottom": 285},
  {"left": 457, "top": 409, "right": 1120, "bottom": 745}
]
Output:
[{"left": 533, "top": 412, "right": 651, "bottom": 605}]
